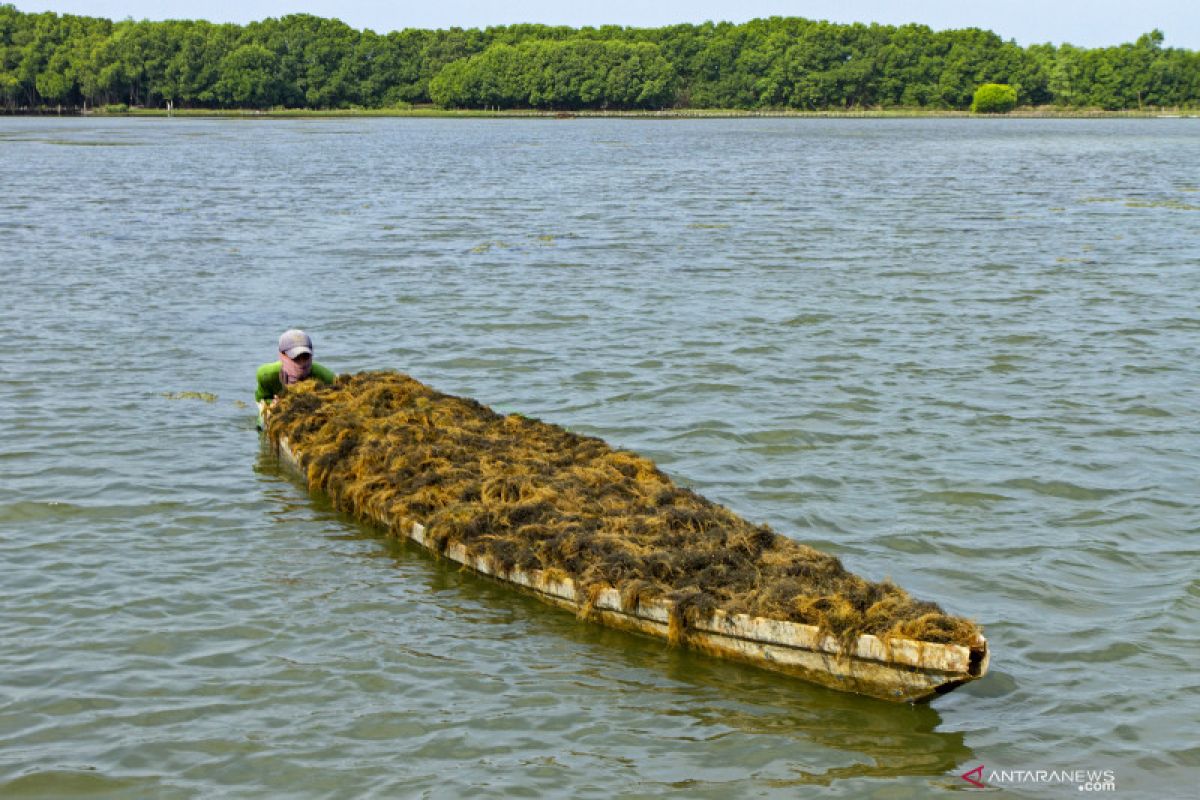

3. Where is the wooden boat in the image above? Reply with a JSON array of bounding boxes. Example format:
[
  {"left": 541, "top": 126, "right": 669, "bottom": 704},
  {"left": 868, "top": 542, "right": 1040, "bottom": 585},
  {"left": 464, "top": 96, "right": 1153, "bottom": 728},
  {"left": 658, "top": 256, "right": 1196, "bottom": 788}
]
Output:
[{"left": 267, "top": 429, "right": 989, "bottom": 702}]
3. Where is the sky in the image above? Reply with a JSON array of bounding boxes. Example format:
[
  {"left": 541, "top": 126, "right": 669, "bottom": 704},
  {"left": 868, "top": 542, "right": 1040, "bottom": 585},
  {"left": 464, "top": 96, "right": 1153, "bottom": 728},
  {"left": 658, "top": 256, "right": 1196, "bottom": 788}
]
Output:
[{"left": 11, "top": 1, "right": 1200, "bottom": 49}]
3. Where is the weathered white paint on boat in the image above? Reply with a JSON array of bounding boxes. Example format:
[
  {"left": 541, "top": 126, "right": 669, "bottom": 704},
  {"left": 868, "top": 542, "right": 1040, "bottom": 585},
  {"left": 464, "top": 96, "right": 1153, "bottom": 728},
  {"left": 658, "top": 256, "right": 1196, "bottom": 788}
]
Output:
[{"left": 271, "top": 433, "right": 989, "bottom": 702}]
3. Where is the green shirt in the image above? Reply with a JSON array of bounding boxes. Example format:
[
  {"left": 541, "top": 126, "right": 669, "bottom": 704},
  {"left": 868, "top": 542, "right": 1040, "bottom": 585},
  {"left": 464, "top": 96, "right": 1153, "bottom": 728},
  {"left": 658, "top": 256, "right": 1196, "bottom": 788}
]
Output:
[{"left": 255, "top": 360, "right": 336, "bottom": 402}]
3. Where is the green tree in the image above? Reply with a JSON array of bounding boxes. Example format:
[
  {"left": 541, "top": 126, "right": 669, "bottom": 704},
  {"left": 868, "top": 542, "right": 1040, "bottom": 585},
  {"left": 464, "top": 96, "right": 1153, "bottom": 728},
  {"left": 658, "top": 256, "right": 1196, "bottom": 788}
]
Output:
[
  {"left": 34, "top": 47, "right": 71, "bottom": 106},
  {"left": 160, "top": 21, "right": 236, "bottom": 107},
  {"left": 214, "top": 43, "right": 282, "bottom": 108},
  {"left": 971, "top": 82, "right": 1017, "bottom": 112},
  {"left": 431, "top": 38, "right": 676, "bottom": 109},
  {"left": 0, "top": 7, "right": 1197, "bottom": 112}
]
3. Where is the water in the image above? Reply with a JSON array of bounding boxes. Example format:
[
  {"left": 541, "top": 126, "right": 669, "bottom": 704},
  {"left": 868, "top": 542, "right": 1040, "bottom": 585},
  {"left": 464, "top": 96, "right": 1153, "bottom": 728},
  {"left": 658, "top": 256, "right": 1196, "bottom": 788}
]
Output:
[{"left": 1, "top": 117, "right": 1197, "bottom": 798}]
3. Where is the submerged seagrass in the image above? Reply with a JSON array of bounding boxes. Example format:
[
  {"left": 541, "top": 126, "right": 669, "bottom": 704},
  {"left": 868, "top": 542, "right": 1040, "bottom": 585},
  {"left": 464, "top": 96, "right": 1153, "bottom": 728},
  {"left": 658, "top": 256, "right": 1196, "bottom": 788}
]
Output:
[{"left": 266, "top": 371, "right": 981, "bottom": 648}]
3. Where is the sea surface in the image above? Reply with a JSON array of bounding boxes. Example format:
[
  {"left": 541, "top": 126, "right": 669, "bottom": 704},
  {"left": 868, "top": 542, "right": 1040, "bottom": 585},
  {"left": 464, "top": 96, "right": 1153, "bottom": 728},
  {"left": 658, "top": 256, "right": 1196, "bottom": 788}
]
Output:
[{"left": 1, "top": 116, "right": 1197, "bottom": 798}]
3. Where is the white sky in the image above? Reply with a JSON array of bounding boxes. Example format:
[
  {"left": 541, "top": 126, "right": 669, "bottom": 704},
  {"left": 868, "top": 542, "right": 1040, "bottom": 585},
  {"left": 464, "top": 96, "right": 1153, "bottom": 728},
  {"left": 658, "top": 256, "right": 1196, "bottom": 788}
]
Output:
[{"left": 10, "top": 1, "right": 1199, "bottom": 49}]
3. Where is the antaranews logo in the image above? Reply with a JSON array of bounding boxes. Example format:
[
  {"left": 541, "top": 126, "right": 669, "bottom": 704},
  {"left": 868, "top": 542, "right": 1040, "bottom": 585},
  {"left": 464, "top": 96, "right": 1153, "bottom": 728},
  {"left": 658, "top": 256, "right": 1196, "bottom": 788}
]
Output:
[{"left": 959, "top": 764, "right": 1117, "bottom": 791}]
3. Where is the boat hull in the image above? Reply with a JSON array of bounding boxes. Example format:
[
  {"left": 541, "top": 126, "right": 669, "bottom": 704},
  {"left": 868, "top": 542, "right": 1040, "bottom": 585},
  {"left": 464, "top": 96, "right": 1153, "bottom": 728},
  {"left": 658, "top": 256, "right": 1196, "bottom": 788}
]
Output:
[{"left": 270, "top": 433, "right": 988, "bottom": 702}]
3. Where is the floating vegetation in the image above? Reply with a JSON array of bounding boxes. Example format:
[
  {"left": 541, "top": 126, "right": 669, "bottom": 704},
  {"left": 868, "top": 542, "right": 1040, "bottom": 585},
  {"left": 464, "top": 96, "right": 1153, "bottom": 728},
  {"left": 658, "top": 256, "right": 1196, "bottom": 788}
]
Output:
[
  {"left": 1124, "top": 199, "right": 1200, "bottom": 211},
  {"left": 163, "top": 391, "right": 217, "bottom": 402},
  {"left": 266, "top": 372, "right": 981, "bottom": 648},
  {"left": 688, "top": 222, "right": 732, "bottom": 229},
  {"left": 472, "top": 235, "right": 565, "bottom": 254},
  {"left": 1080, "top": 195, "right": 1200, "bottom": 211}
]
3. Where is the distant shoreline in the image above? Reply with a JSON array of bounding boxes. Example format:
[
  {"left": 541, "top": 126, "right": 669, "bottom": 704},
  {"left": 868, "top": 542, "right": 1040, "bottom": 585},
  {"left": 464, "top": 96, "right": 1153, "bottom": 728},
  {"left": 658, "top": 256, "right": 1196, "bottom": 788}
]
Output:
[{"left": 5, "top": 106, "right": 1197, "bottom": 120}]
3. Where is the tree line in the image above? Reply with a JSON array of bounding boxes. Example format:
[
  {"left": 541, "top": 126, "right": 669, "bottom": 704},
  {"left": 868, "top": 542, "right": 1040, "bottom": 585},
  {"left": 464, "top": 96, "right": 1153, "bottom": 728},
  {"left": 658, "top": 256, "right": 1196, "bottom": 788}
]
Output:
[{"left": 2, "top": 5, "right": 1197, "bottom": 111}]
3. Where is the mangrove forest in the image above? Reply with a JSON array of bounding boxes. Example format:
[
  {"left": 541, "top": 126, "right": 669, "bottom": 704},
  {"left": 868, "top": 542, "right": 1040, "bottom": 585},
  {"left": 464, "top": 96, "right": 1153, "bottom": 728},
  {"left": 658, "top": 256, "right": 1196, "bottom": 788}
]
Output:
[{"left": 2, "top": 4, "right": 1198, "bottom": 112}]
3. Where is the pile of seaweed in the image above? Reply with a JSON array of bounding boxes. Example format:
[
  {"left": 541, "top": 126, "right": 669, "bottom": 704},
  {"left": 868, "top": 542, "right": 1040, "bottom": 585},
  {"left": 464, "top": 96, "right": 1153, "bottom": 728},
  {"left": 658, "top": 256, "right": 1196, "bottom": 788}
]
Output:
[{"left": 267, "top": 372, "right": 981, "bottom": 649}]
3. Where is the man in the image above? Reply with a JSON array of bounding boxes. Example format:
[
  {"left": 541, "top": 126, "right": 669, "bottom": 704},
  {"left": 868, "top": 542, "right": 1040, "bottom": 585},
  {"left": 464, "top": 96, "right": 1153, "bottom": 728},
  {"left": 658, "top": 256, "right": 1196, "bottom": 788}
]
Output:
[{"left": 255, "top": 329, "right": 336, "bottom": 424}]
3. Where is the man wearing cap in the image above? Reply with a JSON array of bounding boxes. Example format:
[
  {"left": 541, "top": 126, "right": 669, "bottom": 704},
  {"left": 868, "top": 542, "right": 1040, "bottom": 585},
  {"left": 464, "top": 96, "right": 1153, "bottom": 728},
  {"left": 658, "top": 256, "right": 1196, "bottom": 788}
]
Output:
[{"left": 255, "top": 330, "right": 336, "bottom": 419}]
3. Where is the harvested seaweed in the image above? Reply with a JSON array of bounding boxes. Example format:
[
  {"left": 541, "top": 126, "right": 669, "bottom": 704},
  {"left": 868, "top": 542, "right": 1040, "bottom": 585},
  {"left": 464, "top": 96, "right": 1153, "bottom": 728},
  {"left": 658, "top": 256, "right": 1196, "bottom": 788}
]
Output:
[{"left": 267, "top": 371, "right": 981, "bottom": 650}]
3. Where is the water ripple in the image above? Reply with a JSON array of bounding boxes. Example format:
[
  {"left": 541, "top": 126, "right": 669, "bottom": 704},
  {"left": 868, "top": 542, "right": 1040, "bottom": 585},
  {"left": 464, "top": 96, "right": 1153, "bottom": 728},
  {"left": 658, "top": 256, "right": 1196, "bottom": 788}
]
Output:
[{"left": 2, "top": 116, "right": 1198, "bottom": 798}]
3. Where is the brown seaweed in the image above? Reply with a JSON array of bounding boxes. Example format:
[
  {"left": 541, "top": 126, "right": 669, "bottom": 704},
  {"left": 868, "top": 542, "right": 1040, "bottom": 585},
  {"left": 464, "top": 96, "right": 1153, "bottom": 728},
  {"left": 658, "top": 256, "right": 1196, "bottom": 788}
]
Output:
[{"left": 267, "top": 371, "right": 981, "bottom": 649}]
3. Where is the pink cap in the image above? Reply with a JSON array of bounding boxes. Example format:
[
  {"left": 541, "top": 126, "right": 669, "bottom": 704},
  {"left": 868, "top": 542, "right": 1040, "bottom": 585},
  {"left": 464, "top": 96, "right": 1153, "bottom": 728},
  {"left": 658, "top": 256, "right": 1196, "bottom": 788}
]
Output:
[{"left": 279, "top": 329, "right": 313, "bottom": 358}]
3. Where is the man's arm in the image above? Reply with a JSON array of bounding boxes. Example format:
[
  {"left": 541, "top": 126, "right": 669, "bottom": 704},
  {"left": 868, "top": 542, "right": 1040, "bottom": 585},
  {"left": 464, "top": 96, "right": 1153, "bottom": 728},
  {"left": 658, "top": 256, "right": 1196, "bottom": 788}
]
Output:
[
  {"left": 255, "top": 362, "right": 281, "bottom": 402},
  {"left": 312, "top": 362, "right": 337, "bottom": 385}
]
